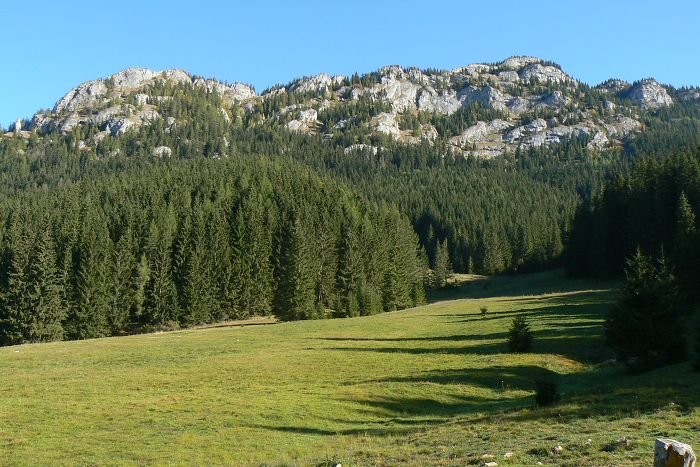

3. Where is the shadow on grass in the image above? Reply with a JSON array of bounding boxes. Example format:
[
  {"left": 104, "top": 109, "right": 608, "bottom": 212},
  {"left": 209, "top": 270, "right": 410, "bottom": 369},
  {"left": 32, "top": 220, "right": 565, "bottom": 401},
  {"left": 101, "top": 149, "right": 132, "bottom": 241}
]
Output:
[{"left": 426, "top": 269, "right": 616, "bottom": 303}]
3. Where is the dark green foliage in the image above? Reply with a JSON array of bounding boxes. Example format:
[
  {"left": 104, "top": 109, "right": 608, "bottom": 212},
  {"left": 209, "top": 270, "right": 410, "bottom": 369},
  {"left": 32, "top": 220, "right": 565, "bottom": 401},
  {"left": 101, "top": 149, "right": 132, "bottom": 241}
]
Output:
[
  {"left": 534, "top": 378, "right": 560, "bottom": 406},
  {"left": 274, "top": 216, "right": 317, "bottom": 321},
  {"left": 0, "top": 153, "right": 425, "bottom": 345},
  {"left": 480, "top": 306, "right": 488, "bottom": 318},
  {"left": 567, "top": 152, "right": 700, "bottom": 283},
  {"left": 431, "top": 239, "right": 453, "bottom": 289},
  {"left": 605, "top": 249, "right": 687, "bottom": 372},
  {"left": 695, "top": 322, "right": 700, "bottom": 371},
  {"left": 508, "top": 315, "right": 533, "bottom": 353}
]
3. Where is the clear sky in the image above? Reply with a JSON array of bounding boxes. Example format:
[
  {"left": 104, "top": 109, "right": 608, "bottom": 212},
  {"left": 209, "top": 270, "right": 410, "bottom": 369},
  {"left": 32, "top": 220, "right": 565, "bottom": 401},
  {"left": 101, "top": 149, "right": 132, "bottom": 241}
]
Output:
[{"left": 2, "top": 0, "right": 700, "bottom": 127}]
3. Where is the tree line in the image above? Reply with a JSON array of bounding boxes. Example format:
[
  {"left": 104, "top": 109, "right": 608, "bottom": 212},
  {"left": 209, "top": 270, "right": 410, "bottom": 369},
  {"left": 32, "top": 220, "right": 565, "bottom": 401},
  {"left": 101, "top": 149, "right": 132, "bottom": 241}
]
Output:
[{"left": 0, "top": 155, "right": 424, "bottom": 345}]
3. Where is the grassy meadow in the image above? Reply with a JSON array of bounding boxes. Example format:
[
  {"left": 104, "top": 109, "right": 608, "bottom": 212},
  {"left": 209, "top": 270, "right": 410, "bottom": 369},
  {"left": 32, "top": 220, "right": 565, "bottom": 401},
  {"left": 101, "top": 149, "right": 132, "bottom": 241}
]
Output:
[{"left": 1, "top": 271, "right": 698, "bottom": 466}]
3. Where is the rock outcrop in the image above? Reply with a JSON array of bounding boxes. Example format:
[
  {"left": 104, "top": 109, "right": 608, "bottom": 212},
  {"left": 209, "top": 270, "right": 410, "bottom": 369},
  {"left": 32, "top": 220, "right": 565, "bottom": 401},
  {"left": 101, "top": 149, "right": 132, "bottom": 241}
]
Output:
[
  {"left": 13, "top": 55, "right": 688, "bottom": 156},
  {"left": 624, "top": 79, "right": 673, "bottom": 109}
]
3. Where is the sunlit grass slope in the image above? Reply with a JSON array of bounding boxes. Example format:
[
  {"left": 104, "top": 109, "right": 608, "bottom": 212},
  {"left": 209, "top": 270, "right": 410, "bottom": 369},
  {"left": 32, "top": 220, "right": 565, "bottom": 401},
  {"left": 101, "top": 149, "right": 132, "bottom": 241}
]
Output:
[{"left": 1, "top": 270, "right": 698, "bottom": 466}]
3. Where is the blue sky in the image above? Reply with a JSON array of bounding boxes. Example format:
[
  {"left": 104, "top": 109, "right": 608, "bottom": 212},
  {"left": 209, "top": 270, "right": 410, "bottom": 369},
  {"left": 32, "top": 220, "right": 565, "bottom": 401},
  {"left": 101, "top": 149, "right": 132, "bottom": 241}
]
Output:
[{"left": 2, "top": 0, "right": 699, "bottom": 127}]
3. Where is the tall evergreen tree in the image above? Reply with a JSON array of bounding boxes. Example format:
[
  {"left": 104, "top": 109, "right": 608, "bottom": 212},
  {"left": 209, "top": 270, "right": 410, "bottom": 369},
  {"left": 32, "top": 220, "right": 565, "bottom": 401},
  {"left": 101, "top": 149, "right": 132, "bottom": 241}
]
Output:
[
  {"left": 274, "top": 215, "right": 317, "bottom": 321},
  {"left": 605, "top": 249, "right": 687, "bottom": 371}
]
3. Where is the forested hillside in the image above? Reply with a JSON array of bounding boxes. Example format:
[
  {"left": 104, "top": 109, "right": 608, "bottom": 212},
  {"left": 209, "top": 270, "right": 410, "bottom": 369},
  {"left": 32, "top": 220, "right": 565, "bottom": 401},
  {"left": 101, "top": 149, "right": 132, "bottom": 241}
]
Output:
[
  {"left": 0, "top": 155, "right": 424, "bottom": 345},
  {"left": 2, "top": 56, "right": 700, "bottom": 344}
]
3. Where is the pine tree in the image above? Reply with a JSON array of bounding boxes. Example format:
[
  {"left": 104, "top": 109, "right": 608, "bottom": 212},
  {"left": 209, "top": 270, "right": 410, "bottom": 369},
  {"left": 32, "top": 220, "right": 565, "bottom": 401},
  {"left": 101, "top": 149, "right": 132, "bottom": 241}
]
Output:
[
  {"left": 508, "top": 315, "right": 533, "bottom": 353},
  {"left": 144, "top": 223, "right": 179, "bottom": 324},
  {"left": 27, "top": 227, "right": 65, "bottom": 342},
  {"left": 335, "top": 220, "right": 359, "bottom": 317},
  {"left": 673, "top": 192, "right": 698, "bottom": 298},
  {"left": 0, "top": 222, "right": 34, "bottom": 345},
  {"left": 274, "top": 215, "right": 316, "bottom": 321},
  {"left": 432, "top": 239, "right": 453, "bottom": 288},
  {"left": 67, "top": 229, "right": 111, "bottom": 340},
  {"left": 605, "top": 249, "right": 687, "bottom": 371},
  {"left": 109, "top": 231, "right": 136, "bottom": 333}
]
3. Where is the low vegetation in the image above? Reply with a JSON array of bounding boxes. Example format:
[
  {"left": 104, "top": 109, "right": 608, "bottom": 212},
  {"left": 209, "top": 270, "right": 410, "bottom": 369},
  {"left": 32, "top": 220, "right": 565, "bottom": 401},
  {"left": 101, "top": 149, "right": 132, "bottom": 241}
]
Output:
[{"left": 1, "top": 271, "right": 698, "bottom": 465}]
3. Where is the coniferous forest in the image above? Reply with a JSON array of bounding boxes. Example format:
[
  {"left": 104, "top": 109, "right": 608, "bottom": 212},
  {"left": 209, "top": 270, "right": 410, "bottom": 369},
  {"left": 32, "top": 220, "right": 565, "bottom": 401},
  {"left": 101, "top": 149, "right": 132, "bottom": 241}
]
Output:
[{"left": 1, "top": 67, "right": 700, "bottom": 347}]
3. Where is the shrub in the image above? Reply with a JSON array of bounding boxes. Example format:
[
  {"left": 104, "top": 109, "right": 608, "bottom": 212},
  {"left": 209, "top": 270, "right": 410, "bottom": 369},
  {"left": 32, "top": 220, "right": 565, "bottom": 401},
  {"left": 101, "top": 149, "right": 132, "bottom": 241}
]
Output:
[
  {"left": 534, "top": 378, "right": 560, "bottom": 406},
  {"left": 508, "top": 315, "right": 533, "bottom": 353},
  {"left": 480, "top": 306, "right": 488, "bottom": 318}
]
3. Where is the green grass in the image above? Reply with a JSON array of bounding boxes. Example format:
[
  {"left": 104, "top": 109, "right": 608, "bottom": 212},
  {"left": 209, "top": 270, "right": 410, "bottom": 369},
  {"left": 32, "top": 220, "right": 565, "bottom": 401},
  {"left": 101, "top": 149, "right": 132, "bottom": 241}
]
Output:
[{"left": 1, "top": 270, "right": 698, "bottom": 466}]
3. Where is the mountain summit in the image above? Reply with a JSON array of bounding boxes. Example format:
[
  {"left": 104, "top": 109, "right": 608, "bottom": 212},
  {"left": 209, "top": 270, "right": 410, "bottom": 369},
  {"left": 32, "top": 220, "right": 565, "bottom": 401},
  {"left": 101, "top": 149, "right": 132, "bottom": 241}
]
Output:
[{"left": 7, "top": 56, "right": 699, "bottom": 158}]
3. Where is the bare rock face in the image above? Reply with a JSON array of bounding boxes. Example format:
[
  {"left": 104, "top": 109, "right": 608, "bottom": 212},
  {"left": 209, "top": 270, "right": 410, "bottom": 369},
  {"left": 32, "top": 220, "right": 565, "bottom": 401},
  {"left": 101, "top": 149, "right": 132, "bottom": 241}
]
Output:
[
  {"left": 374, "top": 112, "right": 402, "bottom": 139},
  {"left": 500, "top": 56, "right": 542, "bottom": 70},
  {"left": 597, "top": 79, "right": 630, "bottom": 94},
  {"left": 153, "top": 146, "right": 172, "bottom": 158},
  {"left": 625, "top": 79, "right": 673, "bottom": 109},
  {"left": 286, "top": 108, "right": 318, "bottom": 132},
  {"left": 654, "top": 439, "right": 696, "bottom": 467},
  {"left": 54, "top": 79, "right": 108, "bottom": 113},
  {"left": 450, "top": 119, "right": 512, "bottom": 147},
  {"left": 291, "top": 73, "right": 344, "bottom": 94},
  {"left": 417, "top": 88, "right": 461, "bottom": 115},
  {"left": 344, "top": 144, "right": 378, "bottom": 155},
  {"left": 381, "top": 75, "right": 422, "bottom": 113},
  {"left": 459, "top": 85, "right": 509, "bottom": 112},
  {"left": 520, "top": 63, "right": 572, "bottom": 84}
]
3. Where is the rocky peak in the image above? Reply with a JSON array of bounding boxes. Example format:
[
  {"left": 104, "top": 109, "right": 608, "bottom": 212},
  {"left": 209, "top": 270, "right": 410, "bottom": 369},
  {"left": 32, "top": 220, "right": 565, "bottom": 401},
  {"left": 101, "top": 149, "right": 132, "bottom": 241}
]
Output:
[
  {"left": 624, "top": 79, "right": 673, "bottom": 109},
  {"left": 54, "top": 67, "right": 256, "bottom": 115},
  {"left": 499, "top": 56, "right": 543, "bottom": 70},
  {"left": 289, "top": 73, "right": 345, "bottom": 94},
  {"left": 596, "top": 79, "right": 630, "bottom": 94}
]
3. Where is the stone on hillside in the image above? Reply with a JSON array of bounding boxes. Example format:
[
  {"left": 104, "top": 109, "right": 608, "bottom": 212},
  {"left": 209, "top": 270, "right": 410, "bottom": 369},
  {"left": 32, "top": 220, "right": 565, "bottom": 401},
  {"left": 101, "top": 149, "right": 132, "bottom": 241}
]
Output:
[
  {"left": 344, "top": 144, "right": 378, "bottom": 155},
  {"left": 520, "top": 63, "right": 572, "bottom": 84},
  {"left": 450, "top": 119, "right": 512, "bottom": 147},
  {"left": 597, "top": 79, "right": 630, "bottom": 94},
  {"left": 110, "top": 68, "right": 159, "bottom": 89},
  {"left": 417, "top": 88, "right": 461, "bottom": 115},
  {"left": 374, "top": 112, "right": 402, "bottom": 139},
  {"left": 500, "top": 56, "right": 542, "bottom": 70},
  {"left": 459, "top": 85, "right": 509, "bottom": 112},
  {"left": 539, "top": 91, "right": 571, "bottom": 108},
  {"left": 134, "top": 93, "right": 149, "bottom": 106},
  {"left": 298, "top": 108, "right": 317, "bottom": 122},
  {"left": 54, "top": 79, "right": 108, "bottom": 113},
  {"left": 503, "top": 452, "right": 513, "bottom": 458},
  {"left": 654, "top": 439, "right": 696, "bottom": 467},
  {"left": 291, "top": 73, "right": 344, "bottom": 94},
  {"left": 497, "top": 71, "right": 520, "bottom": 82},
  {"left": 107, "top": 118, "right": 135, "bottom": 136},
  {"left": 625, "top": 79, "right": 673, "bottom": 109},
  {"left": 382, "top": 76, "right": 421, "bottom": 113},
  {"left": 153, "top": 146, "right": 172, "bottom": 158}
]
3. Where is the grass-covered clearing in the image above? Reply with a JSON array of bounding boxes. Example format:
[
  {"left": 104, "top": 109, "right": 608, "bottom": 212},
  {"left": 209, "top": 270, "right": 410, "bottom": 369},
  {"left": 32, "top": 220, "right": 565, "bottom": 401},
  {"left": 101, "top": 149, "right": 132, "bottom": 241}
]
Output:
[{"left": 1, "top": 271, "right": 698, "bottom": 466}]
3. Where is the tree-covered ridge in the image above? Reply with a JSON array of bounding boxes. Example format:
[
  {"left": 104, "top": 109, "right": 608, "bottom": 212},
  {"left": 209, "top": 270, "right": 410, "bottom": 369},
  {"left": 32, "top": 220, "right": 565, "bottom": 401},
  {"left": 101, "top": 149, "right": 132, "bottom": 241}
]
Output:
[{"left": 0, "top": 155, "right": 424, "bottom": 345}]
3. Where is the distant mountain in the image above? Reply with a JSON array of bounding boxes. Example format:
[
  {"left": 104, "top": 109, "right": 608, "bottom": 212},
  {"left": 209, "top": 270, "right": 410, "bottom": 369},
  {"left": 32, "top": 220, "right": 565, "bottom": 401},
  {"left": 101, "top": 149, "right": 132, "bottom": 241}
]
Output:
[{"left": 7, "top": 56, "right": 700, "bottom": 159}]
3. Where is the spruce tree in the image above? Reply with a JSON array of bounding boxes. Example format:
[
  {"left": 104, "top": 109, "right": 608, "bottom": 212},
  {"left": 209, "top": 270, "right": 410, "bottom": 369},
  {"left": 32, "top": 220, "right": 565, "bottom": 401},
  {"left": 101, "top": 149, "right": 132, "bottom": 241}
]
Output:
[
  {"left": 274, "top": 215, "right": 316, "bottom": 321},
  {"left": 432, "top": 239, "right": 453, "bottom": 288},
  {"left": 28, "top": 227, "right": 65, "bottom": 342},
  {"left": 605, "top": 249, "right": 687, "bottom": 371}
]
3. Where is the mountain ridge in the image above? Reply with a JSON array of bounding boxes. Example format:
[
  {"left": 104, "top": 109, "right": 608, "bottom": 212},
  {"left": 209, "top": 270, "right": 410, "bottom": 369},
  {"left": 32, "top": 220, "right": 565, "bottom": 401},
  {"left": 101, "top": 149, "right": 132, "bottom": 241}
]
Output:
[{"left": 6, "top": 56, "right": 700, "bottom": 159}]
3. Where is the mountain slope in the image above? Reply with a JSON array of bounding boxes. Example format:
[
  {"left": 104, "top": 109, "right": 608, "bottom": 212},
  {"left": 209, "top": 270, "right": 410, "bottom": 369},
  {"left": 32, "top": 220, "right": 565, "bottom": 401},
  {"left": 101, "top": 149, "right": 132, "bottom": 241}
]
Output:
[{"left": 7, "top": 56, "right": 700, "bottom": 160}]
